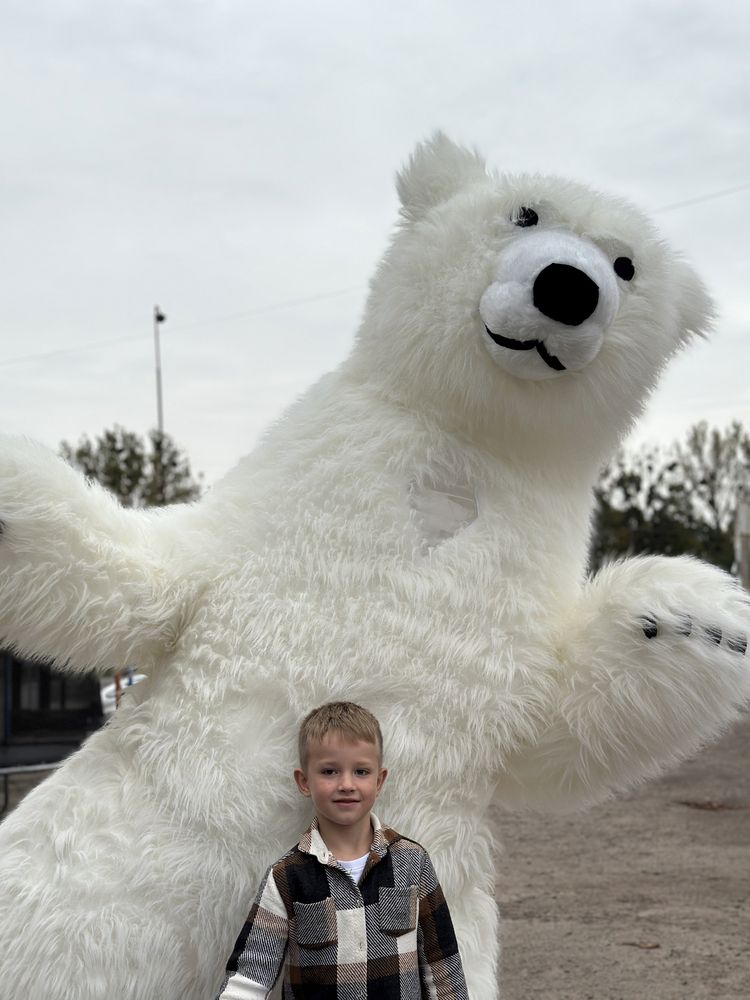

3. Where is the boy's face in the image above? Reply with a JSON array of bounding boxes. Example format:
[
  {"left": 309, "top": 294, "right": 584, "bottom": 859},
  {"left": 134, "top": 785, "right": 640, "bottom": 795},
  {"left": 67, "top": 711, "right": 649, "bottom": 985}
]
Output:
[{"left": 294, "top": 733, "right": 387, "bottom": 834}]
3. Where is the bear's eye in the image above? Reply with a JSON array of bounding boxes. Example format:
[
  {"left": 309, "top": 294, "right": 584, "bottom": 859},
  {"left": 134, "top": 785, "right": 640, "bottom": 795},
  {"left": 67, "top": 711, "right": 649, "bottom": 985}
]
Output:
[
  {"left": 614, "top": 256, "right": 635, "bottom": 281},
  {"left": 513, "top": 207, "right": 539, "bottom": 228}
]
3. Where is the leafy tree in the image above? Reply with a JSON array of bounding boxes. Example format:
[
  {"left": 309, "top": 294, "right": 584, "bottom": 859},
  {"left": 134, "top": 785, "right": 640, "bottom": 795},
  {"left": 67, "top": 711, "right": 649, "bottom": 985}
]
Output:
[
  {"left": 591, "top": 422, "right": 750, "bottom": 571},
  {"left": 60, "top": 426, "right": 203, "bottom": 508}
]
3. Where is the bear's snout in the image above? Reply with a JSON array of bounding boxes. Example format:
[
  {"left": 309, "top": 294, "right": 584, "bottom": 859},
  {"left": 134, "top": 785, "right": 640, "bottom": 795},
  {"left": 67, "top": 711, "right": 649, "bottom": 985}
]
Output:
[
  {"left": 479, "top": 227, "right": 621, "bottom": 381},
  {"left": 533, "top": 263, "right": 599, "bottom": 327}
]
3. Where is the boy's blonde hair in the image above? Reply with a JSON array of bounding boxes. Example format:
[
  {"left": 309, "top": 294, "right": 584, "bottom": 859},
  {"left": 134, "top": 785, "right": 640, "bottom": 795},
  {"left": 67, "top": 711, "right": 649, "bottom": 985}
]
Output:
[{"left": 298, "top": 701, "right": 383, "bottom": 767}]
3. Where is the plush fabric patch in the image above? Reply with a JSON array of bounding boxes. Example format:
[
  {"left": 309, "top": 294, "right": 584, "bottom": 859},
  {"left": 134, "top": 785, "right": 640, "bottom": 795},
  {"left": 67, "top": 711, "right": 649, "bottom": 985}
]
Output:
[{"left": 408, "top": 476, "right": 478, "bottom": 549}]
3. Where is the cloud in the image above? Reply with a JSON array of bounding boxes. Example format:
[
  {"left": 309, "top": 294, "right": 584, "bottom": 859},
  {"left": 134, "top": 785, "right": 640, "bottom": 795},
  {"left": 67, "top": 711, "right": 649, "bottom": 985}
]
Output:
[{"left": 1, "top": 0, "right": 748, "bottom": 483}]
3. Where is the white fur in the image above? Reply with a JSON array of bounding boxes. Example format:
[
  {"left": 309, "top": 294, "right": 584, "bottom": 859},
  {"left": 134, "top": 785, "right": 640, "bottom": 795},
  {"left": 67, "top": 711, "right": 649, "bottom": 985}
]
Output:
[{"left": 0, "top": 133, "right": 746, "bottom": 1000}]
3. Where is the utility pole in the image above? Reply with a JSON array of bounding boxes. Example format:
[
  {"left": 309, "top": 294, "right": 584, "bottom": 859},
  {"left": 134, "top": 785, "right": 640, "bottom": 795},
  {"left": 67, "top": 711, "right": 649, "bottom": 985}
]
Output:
[
  {"left": 735, "top": 500, "right": 750, "bottom": 590},
  {"left": 154, "top": 306, "right": 166, "bottom": 435},
  {"left": 153, "top": 306, "right": 167, "bottom": 506},
  {"left": 114, "top": 305, "right": 169, "bottom": 709}
]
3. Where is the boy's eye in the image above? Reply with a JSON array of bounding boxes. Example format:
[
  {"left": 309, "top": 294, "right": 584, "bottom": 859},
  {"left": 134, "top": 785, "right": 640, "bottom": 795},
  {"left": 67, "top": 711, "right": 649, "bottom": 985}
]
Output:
[
  {"left": 355, "top": 769, "right": 370, "bottom": 776},
  {"left": 321, "top": 768, "right": 336, "bottom": 775}
]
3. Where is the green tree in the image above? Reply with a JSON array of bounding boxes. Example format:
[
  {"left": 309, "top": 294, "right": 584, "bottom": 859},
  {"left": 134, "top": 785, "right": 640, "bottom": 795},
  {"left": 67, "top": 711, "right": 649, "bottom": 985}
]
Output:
[
  {"left": 60, "top": 425, "right": 203, "bottom": 507},
  {"left": 591, "top": 422, "right": 750, "bottom": 571}
]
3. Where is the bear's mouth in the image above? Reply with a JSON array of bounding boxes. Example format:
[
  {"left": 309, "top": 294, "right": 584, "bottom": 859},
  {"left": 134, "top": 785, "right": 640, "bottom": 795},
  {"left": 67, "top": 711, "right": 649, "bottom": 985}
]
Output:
[{"left": 484, "top": 326, "right": 566, "bottom": 372}]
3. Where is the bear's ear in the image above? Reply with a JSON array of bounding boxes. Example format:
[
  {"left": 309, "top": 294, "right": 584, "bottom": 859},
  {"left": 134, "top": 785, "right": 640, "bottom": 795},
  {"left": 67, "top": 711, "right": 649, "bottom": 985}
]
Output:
[
  {"left": 396, "top": 131, "right": 487, "bottom": 224},
  {"left": 673, "top": 259, "right": 716, "bottom": 345}
]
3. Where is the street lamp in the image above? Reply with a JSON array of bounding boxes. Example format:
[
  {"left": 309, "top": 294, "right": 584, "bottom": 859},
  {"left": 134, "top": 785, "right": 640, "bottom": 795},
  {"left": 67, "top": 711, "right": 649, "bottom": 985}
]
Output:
[
  {"left": 153, "top": 306, "right": 167, "bottom": 507},
  {"left": 153, "top": 305, "right": 166, "bottom": 435}
]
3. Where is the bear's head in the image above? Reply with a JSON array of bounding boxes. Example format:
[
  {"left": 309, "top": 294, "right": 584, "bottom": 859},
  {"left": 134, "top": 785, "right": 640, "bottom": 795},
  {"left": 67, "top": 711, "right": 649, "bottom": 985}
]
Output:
[{"left": 345, "top": 133, "right": 713, "bottom": 469}]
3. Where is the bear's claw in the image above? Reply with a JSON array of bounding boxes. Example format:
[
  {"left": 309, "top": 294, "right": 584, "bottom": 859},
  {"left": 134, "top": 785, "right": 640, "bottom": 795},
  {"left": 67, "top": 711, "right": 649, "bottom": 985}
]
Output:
[
  {"left": 639, "top": 614, "right": 658, "bottom": 639},
  {"left": 704, "top": 625, "right": 722, "bottom": 645},
  {"left": 727, "top": 634, "right": 748, "bottom": 655},
  {"left": 675, "top": 613, "right": 693, "bottom": 637},
  {"left": 639, "top": 614, "right": 747, "bottom": 656}
]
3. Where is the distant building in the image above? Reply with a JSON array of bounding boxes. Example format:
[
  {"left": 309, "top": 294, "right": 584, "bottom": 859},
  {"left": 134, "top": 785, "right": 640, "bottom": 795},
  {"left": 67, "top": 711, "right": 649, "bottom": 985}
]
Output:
[{"left": 1, "top": 650, "right": 103, "bottom": 747}]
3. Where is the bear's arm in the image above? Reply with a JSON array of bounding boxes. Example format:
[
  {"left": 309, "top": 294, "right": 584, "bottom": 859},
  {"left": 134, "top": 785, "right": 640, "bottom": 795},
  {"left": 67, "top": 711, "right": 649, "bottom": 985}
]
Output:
[
  {"left": 495, "top": 555, "right": 750, "bottom": 809},
  {"left": 0, "top": 435, "right": 205, "bottom": 674}
]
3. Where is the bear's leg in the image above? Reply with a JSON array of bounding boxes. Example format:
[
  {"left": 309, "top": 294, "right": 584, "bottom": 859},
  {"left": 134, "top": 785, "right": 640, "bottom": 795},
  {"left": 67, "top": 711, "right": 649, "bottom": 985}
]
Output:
[{"left": 450, "top": 882, "right": 500, "bottom": 999}]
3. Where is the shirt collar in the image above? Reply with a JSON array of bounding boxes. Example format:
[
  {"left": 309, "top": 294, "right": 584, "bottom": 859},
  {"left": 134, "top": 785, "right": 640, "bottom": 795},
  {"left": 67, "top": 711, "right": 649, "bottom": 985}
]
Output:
[{"left": 300, "top": 813, "right": 388, "bottom": 868}]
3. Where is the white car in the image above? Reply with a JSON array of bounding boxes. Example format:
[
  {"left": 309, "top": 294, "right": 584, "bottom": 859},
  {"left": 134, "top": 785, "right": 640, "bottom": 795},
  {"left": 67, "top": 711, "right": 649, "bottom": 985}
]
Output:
[{"left": 100, "top": 672, "right": 146, "bottom": 718}]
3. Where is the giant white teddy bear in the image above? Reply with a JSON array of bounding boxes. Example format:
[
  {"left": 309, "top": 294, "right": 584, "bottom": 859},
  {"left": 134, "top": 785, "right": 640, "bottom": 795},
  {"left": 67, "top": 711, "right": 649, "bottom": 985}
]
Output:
[{"left": 1, "top": 134, "right": 749, "bottom": 1000}]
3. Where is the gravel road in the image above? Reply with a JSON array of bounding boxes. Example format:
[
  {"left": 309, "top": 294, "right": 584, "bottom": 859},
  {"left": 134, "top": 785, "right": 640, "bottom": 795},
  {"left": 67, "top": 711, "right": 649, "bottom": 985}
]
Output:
[{"left": 495, "top": 713, "right": 750, "bottom": 999}]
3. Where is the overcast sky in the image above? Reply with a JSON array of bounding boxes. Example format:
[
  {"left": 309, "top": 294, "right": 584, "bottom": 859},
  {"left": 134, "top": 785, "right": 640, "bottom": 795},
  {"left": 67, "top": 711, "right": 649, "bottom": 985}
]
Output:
[{"left": 2, "top": 0, "right": 749, "bottom": 486}]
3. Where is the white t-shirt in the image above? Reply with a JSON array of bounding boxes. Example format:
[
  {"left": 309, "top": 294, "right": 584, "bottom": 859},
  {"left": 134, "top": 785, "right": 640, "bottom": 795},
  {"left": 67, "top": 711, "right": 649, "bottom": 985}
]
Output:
[{"left": 336, "top": 852, "right": 369, "bottom": 884}]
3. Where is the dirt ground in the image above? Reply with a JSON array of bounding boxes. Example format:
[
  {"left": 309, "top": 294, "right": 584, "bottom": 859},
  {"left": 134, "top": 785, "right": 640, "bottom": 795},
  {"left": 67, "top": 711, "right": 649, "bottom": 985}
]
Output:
[
  {"left": 5, "top": 715, "right": 749, "bottom": 999},
  {"left": 495, "top": 712, "right": 750, "bottom": 1000}
]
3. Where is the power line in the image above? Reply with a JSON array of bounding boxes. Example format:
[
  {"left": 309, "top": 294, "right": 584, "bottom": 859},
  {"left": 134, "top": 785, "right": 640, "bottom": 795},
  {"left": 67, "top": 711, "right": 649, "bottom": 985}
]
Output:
[
  {"left": 168, "top": 285, "right": 363, "bottom": 333},
  {"left": 0, "top": 333, "right": 148, "bottom": 368},
  {"left": 655, "top": 180, "right": 750, "bottom": 213},
  {"left": 1, "top": 178, "right": 749, "bottom": 369},
  {"left": 0, "top": 285, "right": 363, "bottom": 368}
]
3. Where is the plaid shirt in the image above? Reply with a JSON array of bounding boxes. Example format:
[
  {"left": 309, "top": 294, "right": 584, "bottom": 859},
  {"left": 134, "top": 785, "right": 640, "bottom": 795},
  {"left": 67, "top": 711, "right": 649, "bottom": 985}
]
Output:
[{"left": 216, "top": 814, "right": 468, "bottom": 1000}]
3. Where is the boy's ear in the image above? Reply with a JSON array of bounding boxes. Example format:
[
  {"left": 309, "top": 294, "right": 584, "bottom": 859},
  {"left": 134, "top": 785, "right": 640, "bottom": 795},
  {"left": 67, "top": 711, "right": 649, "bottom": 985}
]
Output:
[
  {"left": 294, "top": 768, "right": 311, "bottom": 797},
  {"left": 376, "top": 767, "right": 388, "bottom": 793}
]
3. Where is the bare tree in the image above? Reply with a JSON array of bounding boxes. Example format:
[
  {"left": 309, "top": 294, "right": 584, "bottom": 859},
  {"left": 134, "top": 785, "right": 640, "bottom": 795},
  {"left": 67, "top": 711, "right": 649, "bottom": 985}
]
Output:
[{"left": 591, "top": 422, "right": 750, "bottom": 571}]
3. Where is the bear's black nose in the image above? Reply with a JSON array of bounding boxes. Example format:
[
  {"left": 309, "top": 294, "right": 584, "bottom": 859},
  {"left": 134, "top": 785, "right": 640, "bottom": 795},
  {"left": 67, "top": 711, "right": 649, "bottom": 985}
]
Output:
[{"left": 532, "top": 263, "right": 599, "bottom": 327}]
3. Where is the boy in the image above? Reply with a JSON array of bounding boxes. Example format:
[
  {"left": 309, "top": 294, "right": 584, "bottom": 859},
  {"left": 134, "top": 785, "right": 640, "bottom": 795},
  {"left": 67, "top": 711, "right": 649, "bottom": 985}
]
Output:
[{"left": 215, "top": 701, "right": 469, "bottom": 999}]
